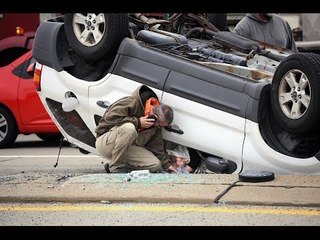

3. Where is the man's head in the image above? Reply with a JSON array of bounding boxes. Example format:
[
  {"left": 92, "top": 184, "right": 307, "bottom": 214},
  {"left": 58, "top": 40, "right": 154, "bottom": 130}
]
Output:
[
  {"left": 152, "top": 104, "right": 174, "bottom": 127},
  {"left": 167, "top": 145, "right": 190, "bottom": 165}
]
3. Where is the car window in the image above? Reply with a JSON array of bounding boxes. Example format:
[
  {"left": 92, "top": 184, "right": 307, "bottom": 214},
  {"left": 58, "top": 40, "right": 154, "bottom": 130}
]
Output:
[
  {"left": 12, "top": 55, "right": 34, "bottom": 79},
  {"left": 0, "top": 47, "right": 29, "bottom": 67}
]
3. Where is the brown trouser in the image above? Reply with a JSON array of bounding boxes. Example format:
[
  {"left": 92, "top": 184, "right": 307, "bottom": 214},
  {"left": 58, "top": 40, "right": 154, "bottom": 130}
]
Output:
[{"left": 95, "top": 123, "right": 162, "bottom": 173}]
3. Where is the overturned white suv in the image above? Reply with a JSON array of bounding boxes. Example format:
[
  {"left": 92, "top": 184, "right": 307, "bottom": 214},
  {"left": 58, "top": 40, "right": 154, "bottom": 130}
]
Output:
[{"left": 32, "top": 13, "right": 320, "bottom": 175}]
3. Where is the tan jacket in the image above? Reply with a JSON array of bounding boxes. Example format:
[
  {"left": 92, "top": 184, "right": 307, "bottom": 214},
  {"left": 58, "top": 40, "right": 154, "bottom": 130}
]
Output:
[{"left": 95, "top": 85, "right": 171, "bottom": 170}]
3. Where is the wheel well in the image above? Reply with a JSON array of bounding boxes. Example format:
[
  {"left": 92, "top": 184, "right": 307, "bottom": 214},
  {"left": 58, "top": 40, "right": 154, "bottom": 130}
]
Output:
[{"left": 258, "top": 90, "right": 320, "bottom": 158}]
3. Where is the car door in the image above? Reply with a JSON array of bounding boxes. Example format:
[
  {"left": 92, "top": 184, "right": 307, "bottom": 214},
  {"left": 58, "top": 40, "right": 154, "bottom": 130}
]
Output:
[
  {"left": 15, "top": 52, "right": 54, "bottom": 131},
  {"left": 162, "top": 70, "right": 247, "bottom": 172}
]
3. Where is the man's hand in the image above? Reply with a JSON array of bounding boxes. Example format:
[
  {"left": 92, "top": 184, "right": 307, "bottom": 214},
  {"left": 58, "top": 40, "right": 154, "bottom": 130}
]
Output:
[{"left": 140, "top": 115, "right": 155, "bottom": 129}]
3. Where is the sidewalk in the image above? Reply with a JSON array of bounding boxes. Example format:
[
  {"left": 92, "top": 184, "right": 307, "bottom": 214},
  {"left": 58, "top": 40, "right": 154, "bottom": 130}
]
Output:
[{"left": 0, "top": 173, "right": 319, "bottom": 207}]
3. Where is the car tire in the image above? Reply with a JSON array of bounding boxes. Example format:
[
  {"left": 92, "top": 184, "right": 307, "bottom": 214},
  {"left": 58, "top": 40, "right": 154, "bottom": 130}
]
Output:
[
  {"left": 36, "top": 133, "right": 62, "bottom": 143},
  {"left": 271, "top": 53, "right": 320, "bottom": 135},
  {"left": 0, "top": 107, "right": 18, "bottom": 148},
  {"left": 64, "top": 13, "right": 129, "bottom": 62}
]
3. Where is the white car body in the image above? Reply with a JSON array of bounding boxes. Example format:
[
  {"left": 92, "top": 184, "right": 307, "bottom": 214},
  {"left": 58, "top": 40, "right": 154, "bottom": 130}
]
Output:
[{"left": 33, "top": 14, "right": 320, "bottom": 175}]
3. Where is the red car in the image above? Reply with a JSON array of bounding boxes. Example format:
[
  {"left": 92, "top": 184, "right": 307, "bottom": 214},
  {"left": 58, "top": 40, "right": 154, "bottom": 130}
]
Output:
[{"left": 0, "top": 32, "right": 61, "bottom": 148}]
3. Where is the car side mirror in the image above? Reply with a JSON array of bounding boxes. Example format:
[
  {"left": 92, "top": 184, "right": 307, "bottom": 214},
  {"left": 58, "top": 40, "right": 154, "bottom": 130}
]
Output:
[
  {"left": 164, "top": 125, "right": 184, "bottom": 134},
  {"left": 27, "top": 62, "right": 35, "bottom": 75},
  {"left": 205, "top": 156, "right": 237, "bottom": 174}
]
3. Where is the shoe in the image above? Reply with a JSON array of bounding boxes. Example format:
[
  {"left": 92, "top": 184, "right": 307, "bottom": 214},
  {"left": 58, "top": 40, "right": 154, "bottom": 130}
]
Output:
[{"left": 104, "top": 163, "right": 111, "bottom": 173}]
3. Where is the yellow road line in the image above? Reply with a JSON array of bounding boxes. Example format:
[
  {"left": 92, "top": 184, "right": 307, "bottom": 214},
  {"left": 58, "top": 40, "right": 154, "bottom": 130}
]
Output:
[
  {"left": 0, "top": 155, "right": 100, "bottom": 158},
  {"left": 0, "top": 205, "right": 319, "bottom": 216}
]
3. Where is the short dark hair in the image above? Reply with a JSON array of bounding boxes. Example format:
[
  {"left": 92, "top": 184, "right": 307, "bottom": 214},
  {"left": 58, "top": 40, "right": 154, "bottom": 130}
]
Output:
[{"left": 153, "top": 104, "right": 174, "bottom": 124}]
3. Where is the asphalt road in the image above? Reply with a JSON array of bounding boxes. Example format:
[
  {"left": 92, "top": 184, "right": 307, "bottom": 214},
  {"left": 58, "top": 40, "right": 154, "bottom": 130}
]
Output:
[
  {"left": 0, "top": 134, "right": 106, "bottom": 175},
  {"left": 0, "top": 134, "right": 319, "bottom": 226}
]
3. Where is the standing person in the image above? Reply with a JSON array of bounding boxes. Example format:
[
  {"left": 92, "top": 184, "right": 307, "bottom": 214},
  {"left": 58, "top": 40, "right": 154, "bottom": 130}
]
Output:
[
  {"left": 95, "top": 85, "right": 177, "bottom": 173},
  {"left": 233, "top": 13, "right": 298, "bottom": 52}
]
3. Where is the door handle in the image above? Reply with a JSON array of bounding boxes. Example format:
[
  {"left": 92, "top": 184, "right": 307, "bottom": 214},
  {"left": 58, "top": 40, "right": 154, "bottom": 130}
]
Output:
[{"left": 96, "top": 100, "right": 110, "bottom": 108}]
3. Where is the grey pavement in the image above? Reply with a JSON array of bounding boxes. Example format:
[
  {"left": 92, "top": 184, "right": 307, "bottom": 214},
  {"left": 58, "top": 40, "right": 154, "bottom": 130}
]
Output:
[{"left": 0, "top": 172, "right": 319, "bottom": 207}]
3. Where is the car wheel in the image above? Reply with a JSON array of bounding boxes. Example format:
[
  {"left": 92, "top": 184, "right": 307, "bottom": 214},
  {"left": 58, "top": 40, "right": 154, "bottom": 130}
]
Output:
[
  {"left": 0, "top": 107, "right": 18, "bottom": 148},
  {"left": 271, "top": 53, "right": 320, "bottom": 135},
  {"left": 36, "top": 133, "right": 62, "bottom": 143},
  {"left": 64, "top": 13, "right": 129, "bottom": 62}
]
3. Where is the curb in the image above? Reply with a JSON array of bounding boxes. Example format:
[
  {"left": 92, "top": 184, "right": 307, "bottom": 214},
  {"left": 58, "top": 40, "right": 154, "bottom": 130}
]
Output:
[{"left": 0, "top": 173, "right": 319, "bottom": 207}]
